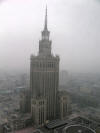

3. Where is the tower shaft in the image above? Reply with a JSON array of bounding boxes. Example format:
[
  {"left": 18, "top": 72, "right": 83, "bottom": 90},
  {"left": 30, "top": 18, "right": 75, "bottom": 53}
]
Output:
[{"left": 30, "top": 6, "right": 60, "bottom": 126}]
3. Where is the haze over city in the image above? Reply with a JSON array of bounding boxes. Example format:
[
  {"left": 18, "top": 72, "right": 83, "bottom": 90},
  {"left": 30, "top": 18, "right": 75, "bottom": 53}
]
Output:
[
  {"left": 0, "top": 1, "right": 100, "bottom": 133},
  {"left": 0, "top": 0, "right": 100, "bottom": 73}
]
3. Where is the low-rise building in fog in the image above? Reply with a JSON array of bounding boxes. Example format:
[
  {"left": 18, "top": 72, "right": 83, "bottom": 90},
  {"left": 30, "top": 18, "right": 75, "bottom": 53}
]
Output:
[
  {"left": 20, "top": 89, "right": 31, "bottom": 113},
  {"left": 58, "top": 91, "right": 71, "bottom": 120}
]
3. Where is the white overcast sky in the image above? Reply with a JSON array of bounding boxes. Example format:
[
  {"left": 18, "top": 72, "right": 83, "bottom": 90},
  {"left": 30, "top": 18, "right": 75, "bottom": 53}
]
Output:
[{"left": 0, "top": 0, "right": 100, "bottom": 73}]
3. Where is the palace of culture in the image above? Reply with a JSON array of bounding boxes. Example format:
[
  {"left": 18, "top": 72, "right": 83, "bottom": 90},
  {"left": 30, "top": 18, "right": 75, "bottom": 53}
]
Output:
[
  {"left": 20, "top": 6, "right": 70, "bottom": 127},
  {"left": 1, "top": 5, "right": 99, "bottom": 133}
]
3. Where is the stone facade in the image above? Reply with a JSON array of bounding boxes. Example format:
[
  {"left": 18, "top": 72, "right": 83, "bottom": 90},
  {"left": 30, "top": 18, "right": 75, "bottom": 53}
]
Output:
[
  {"left": 31, "top": 97, "right": 47, "bottom": 127},
  {"left": 20, "top": 6, "right": 71, "bottom": 127},
  {"left": 58, "top": 91, "right": 71, "bottom": 120},
  {"left": 30, "top": 6, "right": 60, "bottom": 125}
]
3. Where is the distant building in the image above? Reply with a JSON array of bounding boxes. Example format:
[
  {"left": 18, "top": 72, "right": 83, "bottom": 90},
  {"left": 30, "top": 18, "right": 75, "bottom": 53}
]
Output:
[
  {"left": 20, "top": 89, "right": 31, "bottom": 113},
  {"left": 19, "top": 6, "right": 70, "bottom": 128},
  {"left": 30, "top": 6, "right": 60, "bottom": 125},
  {"left": 4, "top": 113, "right": 32, "bottom": 132},
  {"left": 59, "top": 70, "right": 69, "bottom": 86},
  {"left": 58, "top": 91, "right": 71, "bottom": 120}
]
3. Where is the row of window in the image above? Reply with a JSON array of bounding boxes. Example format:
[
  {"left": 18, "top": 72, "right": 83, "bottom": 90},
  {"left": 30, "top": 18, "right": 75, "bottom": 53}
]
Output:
[
  {"left": 39, "top": 107, "right": 45, "bottom": 125},
  {"left": 32, "top": 100, "right": 45, "bottom": 105},
  {"left": 39, "top": 101, "right": 45, "bottom": 105},
  {"left": 32, "top": 62, "right": 57, "bottom": 68}
]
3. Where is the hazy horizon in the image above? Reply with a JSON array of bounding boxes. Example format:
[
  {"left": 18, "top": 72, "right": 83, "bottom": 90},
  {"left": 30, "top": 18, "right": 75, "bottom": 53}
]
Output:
[{"left": 0, "top": 0, "right": 100, "bottom": 73}]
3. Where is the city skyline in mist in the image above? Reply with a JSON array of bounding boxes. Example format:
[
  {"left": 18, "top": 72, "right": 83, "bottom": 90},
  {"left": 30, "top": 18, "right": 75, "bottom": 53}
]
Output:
[{"left": 0, "top": 0, "right": 100, "bottom": 73}]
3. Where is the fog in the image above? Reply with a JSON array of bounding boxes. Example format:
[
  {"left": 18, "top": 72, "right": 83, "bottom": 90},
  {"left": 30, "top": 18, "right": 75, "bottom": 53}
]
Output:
[{"left": 0, "top": 0, "right": 100, "bottom": 73}]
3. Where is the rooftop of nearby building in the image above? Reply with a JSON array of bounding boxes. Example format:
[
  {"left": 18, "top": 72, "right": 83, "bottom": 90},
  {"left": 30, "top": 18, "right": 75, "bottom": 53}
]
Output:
[
  {"left": 45, "top": 119, "right": 70, "bottom": 129},
  {"left": 64, "top": 125, "right": 96, "bottom": 133},
  {"left": 45, "top": 115, "right": 100, "bottom": 132}
]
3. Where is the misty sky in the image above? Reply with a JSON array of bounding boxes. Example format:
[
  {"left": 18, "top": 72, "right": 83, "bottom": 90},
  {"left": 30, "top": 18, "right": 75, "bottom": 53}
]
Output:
[{"left": 0, "top": 0, "right": 100, "bottom": 73}]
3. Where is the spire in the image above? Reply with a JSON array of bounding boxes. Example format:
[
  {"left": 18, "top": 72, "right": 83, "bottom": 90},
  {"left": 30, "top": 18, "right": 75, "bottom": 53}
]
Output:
[
  {"left": 44, "top": 5, "right": 48, "bottom": 30},
  {"left": 41, "top": 5, "right": 50, "bottom": 41}
]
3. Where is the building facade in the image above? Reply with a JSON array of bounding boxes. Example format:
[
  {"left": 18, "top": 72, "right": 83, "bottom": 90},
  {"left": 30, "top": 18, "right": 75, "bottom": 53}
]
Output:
[
  {"left": 20, "top": 89, "right": 31, "bottom": 113},
  {"left": 18, "top": 6, "right": 72, "bottom": 127},
  {"left": 31, "top": 97, "right": 47, "bottom": 126},
  {"left": 30, "top": 6, "right": 60, "bottom": 125},
  {"left": 58, "top": 91, "right": 71, "bottom": 120}
]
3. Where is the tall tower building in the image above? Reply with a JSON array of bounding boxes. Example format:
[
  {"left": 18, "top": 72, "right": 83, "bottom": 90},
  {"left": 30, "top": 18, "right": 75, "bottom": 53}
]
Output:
[{"left": 30, "top": 6, "right": 60, "bottom": 125}]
